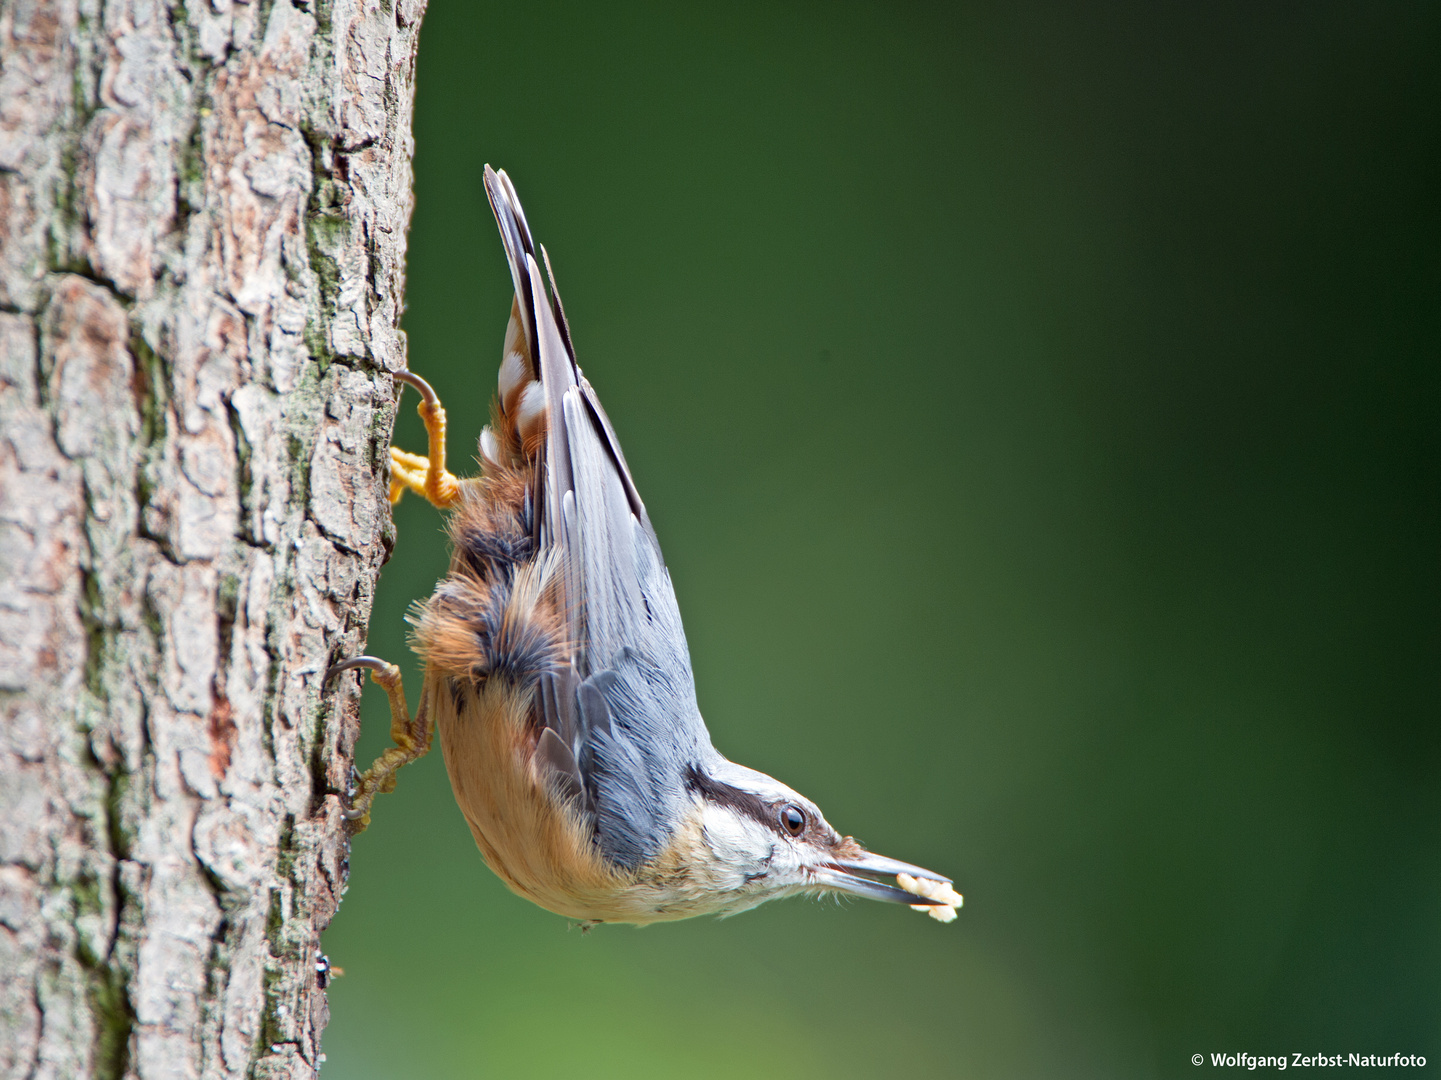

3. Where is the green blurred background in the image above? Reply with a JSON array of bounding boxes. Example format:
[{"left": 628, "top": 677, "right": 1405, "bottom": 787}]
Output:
[{"left": 322, "top": 3, "right": 1438, "bottom": 1077}]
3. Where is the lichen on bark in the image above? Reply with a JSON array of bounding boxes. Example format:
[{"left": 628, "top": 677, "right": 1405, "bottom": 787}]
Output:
[{"left": 0, "top": 0, "right": 425, "bottom": 1075}]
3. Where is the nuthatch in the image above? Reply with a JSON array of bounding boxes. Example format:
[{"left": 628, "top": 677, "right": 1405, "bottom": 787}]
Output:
[{"left": 330, "top": 167, "right": 961, "bottom": 926}]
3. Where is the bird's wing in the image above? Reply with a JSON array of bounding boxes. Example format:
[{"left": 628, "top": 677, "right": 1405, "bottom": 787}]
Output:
[{"left": 484, "top": 167, "right": 713, "bottom": 871}]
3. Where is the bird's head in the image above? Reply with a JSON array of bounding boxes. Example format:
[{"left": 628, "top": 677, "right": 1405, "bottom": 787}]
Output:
[{"left": 679, "top": 760, "right": 960, "bottom": 920}]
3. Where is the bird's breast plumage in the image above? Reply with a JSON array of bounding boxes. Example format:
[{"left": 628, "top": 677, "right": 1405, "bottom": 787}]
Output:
[{"left": 429, "top": 625, "right": 746, "bottom": 924}]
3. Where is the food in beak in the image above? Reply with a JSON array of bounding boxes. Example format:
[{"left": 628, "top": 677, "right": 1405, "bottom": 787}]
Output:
[{"left": 897, "top": 873, "right": 964, "bottom": 923}]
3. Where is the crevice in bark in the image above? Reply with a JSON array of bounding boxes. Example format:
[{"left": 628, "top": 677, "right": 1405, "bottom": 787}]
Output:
[
  {"left": 300, "top": 125, "right": 343, "bottom": 375},
  {"left": 226, "top": 401, "right": 260, "bottom": 547},
  {"left": 65, "top": 728, "right": 144, "bottom": 1080},
  {"left": 308, "top": 706, "right": 342, "bottom": 810},
  {"left": 95, "top": 768, "right": 138, "bottom": 1080},
  {"left": 253, "top": 0, "right": 279, "bottom": 52},
  {"left": 46, "top": 260, "right": 136, "bottom": 308},
  {"left": 130, "top": 331, "right": 178, "bottom": 561},
  {"left": 86, "top": 960, "right": 136, "bottom": 1080},
  {"left": 256, "top": 806, "right": 305, "bottom": 1070},
  {"left": 46, "top": 14, "right": 111, "bottom": 294}
]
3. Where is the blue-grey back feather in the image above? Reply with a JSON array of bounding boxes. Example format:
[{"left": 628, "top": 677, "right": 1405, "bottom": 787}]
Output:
[{"left": 484, "top": 167, "right": 716, "bottom": 870}]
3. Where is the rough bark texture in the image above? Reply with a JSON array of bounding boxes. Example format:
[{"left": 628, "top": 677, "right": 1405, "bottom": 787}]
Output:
[{"left": 0, "top": 0, "right": 424, "bottom": 1075}]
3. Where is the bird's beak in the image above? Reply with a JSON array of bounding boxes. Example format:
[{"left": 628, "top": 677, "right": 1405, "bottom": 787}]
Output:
[{"left": 815, "top": 850, "right": 957, "bottom": 906}]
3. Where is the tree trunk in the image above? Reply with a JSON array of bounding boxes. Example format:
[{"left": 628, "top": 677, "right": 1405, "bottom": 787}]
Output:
[{"left": 0, "top": 0, "right": 423, "bottom": 1075}]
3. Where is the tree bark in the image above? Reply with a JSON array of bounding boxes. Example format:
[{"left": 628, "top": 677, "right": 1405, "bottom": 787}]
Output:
[{"left": 0, "top": 0, "right": 423, "bottom": 1075}]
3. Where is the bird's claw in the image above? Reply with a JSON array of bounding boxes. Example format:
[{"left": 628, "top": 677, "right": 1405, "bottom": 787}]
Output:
[{"left": 327, "top": 654, "right": 431, "bottom": 833}]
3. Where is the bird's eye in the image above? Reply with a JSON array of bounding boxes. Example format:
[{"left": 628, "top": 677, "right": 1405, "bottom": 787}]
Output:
[{"left": 779, "top": 804, "right": 806, "bottom": 837}]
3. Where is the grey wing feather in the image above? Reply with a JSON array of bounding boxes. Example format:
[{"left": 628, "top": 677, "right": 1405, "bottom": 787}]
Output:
[
  {"left": 484, "top": 166, "right": 714, "bottom": 870},
  {"left": 534, "top": 727, "right": 588, "bottom": 811}
]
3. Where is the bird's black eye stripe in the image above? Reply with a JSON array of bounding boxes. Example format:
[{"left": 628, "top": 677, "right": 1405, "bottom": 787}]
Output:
[
  {"left": 684, "top": 765, "right": 774, "bottom": 830},
  {"left": 684, "top": 766, "right": 812, "bottom": 841}
]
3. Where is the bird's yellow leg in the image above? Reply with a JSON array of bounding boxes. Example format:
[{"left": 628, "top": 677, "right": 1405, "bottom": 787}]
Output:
[
  {"left": 327, "top": 656, "right": 432, "bottom": 834},
  {"left": 389, "top": 370, "right": 461, "bottom": 508}
]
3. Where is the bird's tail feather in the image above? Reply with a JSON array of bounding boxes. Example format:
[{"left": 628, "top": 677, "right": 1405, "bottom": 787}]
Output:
[{"left": 481, "top": 165, "right": 580, "bottom": 467}]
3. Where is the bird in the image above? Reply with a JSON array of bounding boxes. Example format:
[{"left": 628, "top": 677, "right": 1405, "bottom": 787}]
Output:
[{"left": 328, "top": 166, "right": 961, "bottom": 926}]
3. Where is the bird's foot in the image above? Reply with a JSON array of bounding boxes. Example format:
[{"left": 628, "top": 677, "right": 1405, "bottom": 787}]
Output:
[
  {"left": 388, "top": 370, "right": 461, "bottom": 508},
  {"left": 327, "top": 655, "right": 432, "bottom": 833}
]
